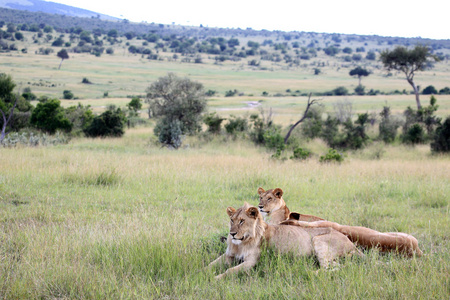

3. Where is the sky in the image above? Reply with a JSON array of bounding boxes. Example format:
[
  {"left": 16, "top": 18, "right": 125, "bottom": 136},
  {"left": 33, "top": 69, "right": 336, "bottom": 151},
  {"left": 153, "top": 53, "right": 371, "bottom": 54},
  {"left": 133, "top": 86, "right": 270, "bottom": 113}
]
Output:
[{"left": 47, "top": 0, "right": 449, "bottom": 40}]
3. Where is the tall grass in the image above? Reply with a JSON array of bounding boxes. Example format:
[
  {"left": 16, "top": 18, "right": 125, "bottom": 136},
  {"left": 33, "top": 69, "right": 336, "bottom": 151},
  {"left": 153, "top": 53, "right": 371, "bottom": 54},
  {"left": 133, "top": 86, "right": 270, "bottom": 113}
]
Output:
[{"left": 0, "top": 130, "right": 449, "bottom": 298}]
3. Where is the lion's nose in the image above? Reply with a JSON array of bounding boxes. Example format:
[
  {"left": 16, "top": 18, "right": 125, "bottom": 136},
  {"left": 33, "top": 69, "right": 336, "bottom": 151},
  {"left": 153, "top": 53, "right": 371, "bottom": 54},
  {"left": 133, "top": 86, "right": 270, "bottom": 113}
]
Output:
[
  {"left": 258, "top": 205, "right": 263, "bottom": 209},
  {"left": 230, "top": 232, "right": 237, "bottom": 237}
]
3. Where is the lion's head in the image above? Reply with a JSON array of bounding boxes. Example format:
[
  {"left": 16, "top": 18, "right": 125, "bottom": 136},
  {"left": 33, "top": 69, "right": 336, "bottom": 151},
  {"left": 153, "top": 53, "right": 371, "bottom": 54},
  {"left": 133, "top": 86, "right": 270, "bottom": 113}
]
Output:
[
  {"left": 226, "top": 202, "right": 265, "bottom": 245},
  {"left": 257, "top": 187, "right": 286, "bottom": 216}
]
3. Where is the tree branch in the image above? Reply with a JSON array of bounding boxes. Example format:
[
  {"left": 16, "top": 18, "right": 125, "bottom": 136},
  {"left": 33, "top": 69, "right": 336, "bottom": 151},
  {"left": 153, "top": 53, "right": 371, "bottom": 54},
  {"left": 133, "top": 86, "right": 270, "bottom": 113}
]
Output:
[{"left": 284, "top": 93, "right": 321, "bottom": 144}]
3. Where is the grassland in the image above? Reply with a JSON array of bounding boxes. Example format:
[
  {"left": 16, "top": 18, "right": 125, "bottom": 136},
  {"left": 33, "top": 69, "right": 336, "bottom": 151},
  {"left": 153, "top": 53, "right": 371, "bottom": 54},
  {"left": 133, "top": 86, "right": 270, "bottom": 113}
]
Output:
[
  {"left": 1, "top": 129, "right": 449, "bottom": 299},
  {"left": 1, "top": 28, "right": 450, "bottom": 299}
]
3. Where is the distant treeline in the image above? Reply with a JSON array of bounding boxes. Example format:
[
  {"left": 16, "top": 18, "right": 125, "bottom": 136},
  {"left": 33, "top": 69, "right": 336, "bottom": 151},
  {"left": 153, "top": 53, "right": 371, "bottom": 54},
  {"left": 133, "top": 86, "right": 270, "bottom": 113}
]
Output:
[{"left": 1, "top": 7, "right": 450, "bottom": 50}]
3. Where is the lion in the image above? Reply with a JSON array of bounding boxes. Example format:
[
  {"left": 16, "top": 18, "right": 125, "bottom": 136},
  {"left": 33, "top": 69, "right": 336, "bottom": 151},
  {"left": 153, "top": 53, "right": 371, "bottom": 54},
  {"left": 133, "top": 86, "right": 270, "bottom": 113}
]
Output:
[
  {"left": 258, "top": 187, "right": 423, "bottom": 257},
  {"left": 208, "top": 202, "right": 363, "bottom": 279},
  {"left": 258, "top": 187, "right": 324, "bottom": 224}
]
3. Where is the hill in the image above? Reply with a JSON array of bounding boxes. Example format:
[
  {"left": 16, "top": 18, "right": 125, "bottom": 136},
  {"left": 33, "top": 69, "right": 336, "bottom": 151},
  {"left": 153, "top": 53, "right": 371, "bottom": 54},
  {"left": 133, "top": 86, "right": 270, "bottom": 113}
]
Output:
[{"left": 0, "top": 0, "right": 118, "bottom": 20}]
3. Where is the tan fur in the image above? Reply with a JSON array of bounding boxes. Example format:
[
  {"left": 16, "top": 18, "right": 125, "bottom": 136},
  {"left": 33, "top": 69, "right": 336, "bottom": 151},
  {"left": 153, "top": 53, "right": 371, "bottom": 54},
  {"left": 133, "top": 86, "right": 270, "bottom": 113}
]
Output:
[
  {"left": 257, "top": 187, "right": 324, "bottom": 225},
  {"left": 259, "top": 187, "right": 423, "bottom": 257},
  {"left": 281, "top": 218, "right": 423, "bottom": 257},
  {"left": 208, "top": 203, "right": 362, "bottom": 279}
]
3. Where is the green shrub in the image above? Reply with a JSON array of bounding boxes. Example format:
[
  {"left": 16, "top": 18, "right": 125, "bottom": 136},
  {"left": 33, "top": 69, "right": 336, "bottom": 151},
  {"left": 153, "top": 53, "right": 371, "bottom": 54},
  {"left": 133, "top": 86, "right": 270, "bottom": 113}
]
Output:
[
  {"left": 378, "top": 106, "right": 400, "bottom": 143},
  {"left": 30, "top": 98, "right": 72, "bottom": 134},
  {"left": 354, "top": 85, "right": 365, "bottom": 95},
  {"left": 431, "top": 116, "right": 450, "bottom": 152},
  {"left": 301, "top": 106, "right": 323, "bottom": 139},
  {"left": 422, "top": 85, "right": 437, "bottom": 95},
  {"left": 84, "top": 107, "right": 126, "bottom": 138},
  {"left": 63, "top": 90, "right": 74, "bottom": 99},
  {"left": 290, "top": 147, "right": 311, "bottom": 160},
  {"left": 319, "top": 148, "right": 344, "bottom": 163},
  {"left": 154, "top": 119, "right": 183, "bottom": 149},
  {"left": 203, "top": 113, "right": 224, "bottom": 134},
  {"left": 332, "top": 86, "right": 348, "bottom": 96},
  {"left": 402, "top": 124, "right": 425, "bottom": 144},
  {"left": 225, "top": 115, "right": 248, "bottom": 135}
]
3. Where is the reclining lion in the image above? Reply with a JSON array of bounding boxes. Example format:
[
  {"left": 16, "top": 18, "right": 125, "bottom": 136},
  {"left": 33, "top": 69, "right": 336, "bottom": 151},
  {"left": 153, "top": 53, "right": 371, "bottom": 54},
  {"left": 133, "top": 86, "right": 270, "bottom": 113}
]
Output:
[
  {"left": 258, "top": 187, "right": 423, "bottom": 257},
  {"left": 208, "top": 202, "right": 362, "bottom": 279}
]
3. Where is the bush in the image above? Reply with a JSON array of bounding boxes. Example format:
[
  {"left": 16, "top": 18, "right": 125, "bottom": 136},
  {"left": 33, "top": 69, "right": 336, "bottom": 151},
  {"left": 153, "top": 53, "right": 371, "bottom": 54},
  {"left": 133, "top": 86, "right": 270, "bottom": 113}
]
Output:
[
  {"left": 154, "top": 119, "right": 183, "bottom": 149},
  {"left": 82, "top": 77, "right": 92, "bottom": 84},
  {"left": 30, "top": 98, "right": 72, "bottom": 134},
  {"left": 203, "top": 113, "right": 224, "bottom": 134},
  {"left": 422, "top": 85, "right": 437, "bottom": 95},
  {"left": 431, "top": 116, "right": 450, "bottom": 152},
  {"left": 439, "top": 87, "right": 450, "bottom": 95},
  {"left": 378, "top": 106, "right": 400, "bottom": 143},
  {"left": 301, "top": 106, "right": 323, "bottom": 139},
  {"left": 290, "top": 147, "right": 311, "bottom": 160},
  {"left": 225, "top": 89, "right": 238, "bottom": 97},
  {"left": 320, "top": 149, "right": 344, "bottom": 163},
  {"left": 402, "top": 124, "right": 425, "bottom": 144},
  {"left": 354, "top": 85, "right": 365, "bottom": 95},
  {"left": 332, "top": 86, "right": 349, "bottom": 96},
  {"left": 225, "top": 115, "right": 248, "bottom": 135},
  {"left": 63, "top": 90, "right": 74, "bottom": 99},
  {"left": 84, "top": 107, "right": 126, "bottom": 137},
  {"left": 64, "top": 103, "right": 94, "bottom": 136}
]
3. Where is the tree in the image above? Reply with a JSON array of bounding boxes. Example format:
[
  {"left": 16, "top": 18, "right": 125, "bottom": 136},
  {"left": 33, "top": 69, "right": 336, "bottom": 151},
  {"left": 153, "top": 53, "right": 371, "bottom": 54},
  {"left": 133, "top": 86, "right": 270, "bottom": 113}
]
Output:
[
  {"left": 145, "top": 73, "right": 207, "bottom": 135},
  {"left": 284, "top": 93, "right": 320, "bottom": 144},
  {"left": 380, "top": 45, "right": 440, "bottom": 109},
  {"left": 30, "top": 99, "right": 72, "bottom": 134},
  {"left": 127, "top": 97, "right": 142, "bottom": 113},
  {"left": 349, "top": 66, "right": 370, "bottom": 86},
  {"left": 0, "top": 74, "right": 18, "bottom": 143},
  {"left": 57, "top": 49, "right": 69, "bottom": 69}
]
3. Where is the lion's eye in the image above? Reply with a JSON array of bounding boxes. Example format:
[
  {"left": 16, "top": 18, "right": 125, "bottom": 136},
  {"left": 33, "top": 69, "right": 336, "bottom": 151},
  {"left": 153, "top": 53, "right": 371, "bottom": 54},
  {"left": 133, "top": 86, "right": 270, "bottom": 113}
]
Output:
[
  {"left": 268, "top": 198, "right": 272, "bottom": 202},
  {"left": 230, "top": 219, "right": 234, "bottom": 224},
  {"left": 239, "top": 220, "right": 244, "bottom": 225}
]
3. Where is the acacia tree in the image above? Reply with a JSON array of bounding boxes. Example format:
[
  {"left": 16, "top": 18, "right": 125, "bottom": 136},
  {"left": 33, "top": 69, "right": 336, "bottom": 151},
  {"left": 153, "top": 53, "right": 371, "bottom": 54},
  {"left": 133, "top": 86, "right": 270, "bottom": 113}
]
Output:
[
  {"left": 349, "top": 66, "right": 370, "bottom": 86},
  {"left": 380, "top": 45, "right": 440, "bottom": 109},
  {"left": 57, "top": 49, "right": 69, "bottom": 69}
]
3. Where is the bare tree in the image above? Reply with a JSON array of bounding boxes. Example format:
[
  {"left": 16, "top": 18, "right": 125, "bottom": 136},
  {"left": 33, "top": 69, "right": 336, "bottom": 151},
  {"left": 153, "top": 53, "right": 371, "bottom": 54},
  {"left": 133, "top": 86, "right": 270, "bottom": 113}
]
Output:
[
  {"left": 0, "top": 92, "right": 19, "bottom": 143},
  {"left": 284, "top": 93, "right": 320, "bottom": 144}
]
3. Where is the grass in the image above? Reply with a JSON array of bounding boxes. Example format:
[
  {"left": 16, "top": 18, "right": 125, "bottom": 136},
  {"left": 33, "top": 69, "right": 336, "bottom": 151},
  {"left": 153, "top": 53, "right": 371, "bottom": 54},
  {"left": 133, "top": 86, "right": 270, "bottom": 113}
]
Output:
[
  {"left": 1, "top": 28, "right": 450, "bottom": 299},
  {"left": 0, "top": 129, "right": 449, "bottom": 299}
]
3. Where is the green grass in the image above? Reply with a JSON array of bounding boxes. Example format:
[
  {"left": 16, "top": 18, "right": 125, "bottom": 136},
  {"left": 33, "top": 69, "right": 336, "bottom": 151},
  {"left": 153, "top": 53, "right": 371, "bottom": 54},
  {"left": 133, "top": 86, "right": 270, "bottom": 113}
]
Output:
[
  {"left": 1, "top": 29, "right": 450, "bottom": 299},
  {"left": 0, "top": 131, "right": 449, "bottom": 299}
]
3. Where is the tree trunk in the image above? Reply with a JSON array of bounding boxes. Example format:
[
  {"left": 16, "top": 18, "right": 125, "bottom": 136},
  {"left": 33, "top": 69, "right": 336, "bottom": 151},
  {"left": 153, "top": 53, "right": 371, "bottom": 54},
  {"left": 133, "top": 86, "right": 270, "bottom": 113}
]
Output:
[
  {"left": 59, "top": 59, "right": 64, "bottom": 70},
  {"left": 284, "top": 93, "right": 319, "bottom": 144},
  {"left": 0, "top": 93, "right": 19, "bottom": 144},
  {"left": 407, "top": 78, "right": 422, "bottom": 110}
]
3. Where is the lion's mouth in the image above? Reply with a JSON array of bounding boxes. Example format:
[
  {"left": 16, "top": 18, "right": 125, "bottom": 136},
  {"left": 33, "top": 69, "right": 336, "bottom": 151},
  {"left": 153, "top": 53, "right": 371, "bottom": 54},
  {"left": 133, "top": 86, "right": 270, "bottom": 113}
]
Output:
[{"left": 231, "top": 236, "right": 245, "bottom": 245}]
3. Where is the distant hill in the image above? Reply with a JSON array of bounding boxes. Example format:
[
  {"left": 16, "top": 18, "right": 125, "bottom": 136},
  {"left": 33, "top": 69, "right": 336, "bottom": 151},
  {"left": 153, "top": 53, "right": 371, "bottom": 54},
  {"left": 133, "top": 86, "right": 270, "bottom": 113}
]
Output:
[{"left": 0, "top": 0, "right": 118, "bottom": 20}]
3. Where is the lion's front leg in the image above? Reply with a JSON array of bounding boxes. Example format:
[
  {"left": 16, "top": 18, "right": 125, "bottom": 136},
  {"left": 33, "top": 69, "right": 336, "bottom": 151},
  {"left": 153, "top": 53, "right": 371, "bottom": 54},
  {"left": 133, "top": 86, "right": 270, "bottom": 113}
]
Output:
[
  {"left": 207, "top": 253, "right": 233, "bottom": 269},
  {"left": 215, "top": 255, "right": 259, "bottom": 280}
]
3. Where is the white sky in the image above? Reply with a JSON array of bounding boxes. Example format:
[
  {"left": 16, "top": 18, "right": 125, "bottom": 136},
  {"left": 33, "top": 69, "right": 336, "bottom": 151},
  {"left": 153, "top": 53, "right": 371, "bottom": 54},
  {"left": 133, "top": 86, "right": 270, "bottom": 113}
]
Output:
[{"left": 48, "top": 0, "right": 449, "bottom": 40}]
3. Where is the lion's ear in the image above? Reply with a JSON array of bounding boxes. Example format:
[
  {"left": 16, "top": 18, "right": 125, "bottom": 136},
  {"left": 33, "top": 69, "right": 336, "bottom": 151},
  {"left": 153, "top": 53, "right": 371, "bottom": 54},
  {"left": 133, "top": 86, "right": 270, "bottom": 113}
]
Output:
[
  {"left": 257, "top": 187, "right": 265, "bottom": 195},
  {"left": 246, "top": 206, "right": 259, "bottom": 219},
  {"left": 226, "top": 207, "right": 236, "bottom": 217},
  {"left": 273, "top": 188, "right": 283, "bottom": 198}
]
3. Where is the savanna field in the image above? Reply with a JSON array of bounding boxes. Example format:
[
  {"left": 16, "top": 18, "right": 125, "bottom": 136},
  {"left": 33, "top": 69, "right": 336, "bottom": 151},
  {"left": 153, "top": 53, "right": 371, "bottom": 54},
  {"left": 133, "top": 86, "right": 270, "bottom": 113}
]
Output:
[{"left": 1, "top": 25, "right": 450, "bottom": 299}]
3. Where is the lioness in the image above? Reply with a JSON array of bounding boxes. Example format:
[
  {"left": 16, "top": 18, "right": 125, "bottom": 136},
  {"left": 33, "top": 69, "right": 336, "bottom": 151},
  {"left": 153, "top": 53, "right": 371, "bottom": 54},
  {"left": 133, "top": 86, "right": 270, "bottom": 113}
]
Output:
[
  {"left": 258, "top": 187, "right": 324, "bottom": 224},
  {"left": 208, "top": 202, "right": 362, "bottom": 279},
  {"left": 258, "top": 187, "right": 423, "bottom": 257}
]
